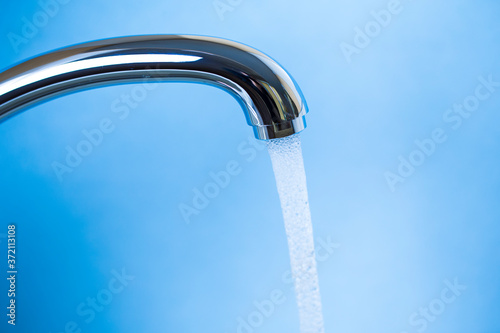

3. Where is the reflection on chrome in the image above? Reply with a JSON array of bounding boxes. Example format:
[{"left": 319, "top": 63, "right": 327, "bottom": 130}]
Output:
[{"left": 0, "top": 35, "right": 308, "bottom": 140}]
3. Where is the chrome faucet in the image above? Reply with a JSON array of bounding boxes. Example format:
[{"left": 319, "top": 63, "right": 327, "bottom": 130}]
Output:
[{"left": 0, "top": 35, "right": 307, "bottom": 140}]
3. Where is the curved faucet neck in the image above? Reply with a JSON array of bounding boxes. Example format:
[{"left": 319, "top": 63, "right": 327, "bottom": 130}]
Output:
[{"left": 0, "top": 35, "right": 307, "bottom": 140}]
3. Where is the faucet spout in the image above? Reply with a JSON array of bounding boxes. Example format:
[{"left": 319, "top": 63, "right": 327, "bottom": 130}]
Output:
[{"left": 0, "top": 35, "right": 307, "bottom": 140}]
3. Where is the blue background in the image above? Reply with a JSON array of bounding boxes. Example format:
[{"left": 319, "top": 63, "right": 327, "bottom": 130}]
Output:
[{"left": 1, "top": 0, "right": 499, "bottom": 332}]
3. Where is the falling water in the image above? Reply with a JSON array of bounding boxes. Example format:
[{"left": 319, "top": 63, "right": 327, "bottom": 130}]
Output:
[{"left": 267, "top": 134, "right": 324, "bottom": 333}]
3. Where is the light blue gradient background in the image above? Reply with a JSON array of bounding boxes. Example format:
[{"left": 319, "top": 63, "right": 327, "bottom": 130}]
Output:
[{"left": 1, "top": 0, "right": 499, "bottom": 332}]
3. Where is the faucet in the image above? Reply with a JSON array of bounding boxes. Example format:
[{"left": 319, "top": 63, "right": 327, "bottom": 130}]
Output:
[{"left": 0, "top": 35, "right": 307, "bottom": 140}]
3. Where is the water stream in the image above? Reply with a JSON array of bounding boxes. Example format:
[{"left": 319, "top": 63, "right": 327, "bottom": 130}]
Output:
[{"left": 267, "top": 134, "right": 325, "bottom": 333}]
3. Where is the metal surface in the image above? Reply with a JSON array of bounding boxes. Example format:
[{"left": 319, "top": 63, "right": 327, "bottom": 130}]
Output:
[{"left": 0, "top": 35, "right": 308, "bottom": 140}]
